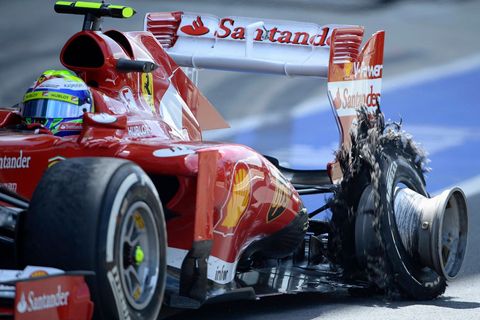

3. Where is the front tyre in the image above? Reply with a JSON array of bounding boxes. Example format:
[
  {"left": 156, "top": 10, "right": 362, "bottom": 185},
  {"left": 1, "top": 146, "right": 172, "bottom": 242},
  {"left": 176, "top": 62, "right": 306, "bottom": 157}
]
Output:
[{"left": 19, "top": 158, "right": 166, "bottom": 320}]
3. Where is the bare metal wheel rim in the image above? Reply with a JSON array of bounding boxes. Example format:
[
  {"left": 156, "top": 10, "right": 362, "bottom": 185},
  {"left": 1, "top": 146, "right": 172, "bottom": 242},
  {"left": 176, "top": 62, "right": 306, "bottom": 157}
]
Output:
[
  {"left": 393, "top": 181, "right": 468, "bottom": 280},
  {"left": 118, "top": 201, "right": 160, "bottom": 310}
]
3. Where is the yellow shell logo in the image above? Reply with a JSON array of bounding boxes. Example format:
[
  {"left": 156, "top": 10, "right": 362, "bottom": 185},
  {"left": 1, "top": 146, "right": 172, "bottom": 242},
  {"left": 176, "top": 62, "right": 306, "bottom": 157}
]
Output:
[
  {"left": 48, "top": 156, "right": 66, "bottom": 168},
  {"left": 221, "top": 167, "right": 251, "bottom": 228},
  {"left": 30, "top": 270, "right": 48, "bottom": 278},
  {"left": 344, "top": 62, "right": 353, "bottom": 78}
]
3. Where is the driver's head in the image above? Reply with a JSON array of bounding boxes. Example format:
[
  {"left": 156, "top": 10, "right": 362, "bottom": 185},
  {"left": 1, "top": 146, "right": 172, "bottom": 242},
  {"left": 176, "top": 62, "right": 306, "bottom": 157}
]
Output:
[{"left": 20, "top": 70, "right": 93, "bottom": 136}]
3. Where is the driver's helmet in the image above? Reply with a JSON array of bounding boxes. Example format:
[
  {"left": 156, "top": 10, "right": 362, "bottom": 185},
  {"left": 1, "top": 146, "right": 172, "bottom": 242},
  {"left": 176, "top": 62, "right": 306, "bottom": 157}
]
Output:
[{"left": 20, "top": 70, "right": 93, "bottom": 136}]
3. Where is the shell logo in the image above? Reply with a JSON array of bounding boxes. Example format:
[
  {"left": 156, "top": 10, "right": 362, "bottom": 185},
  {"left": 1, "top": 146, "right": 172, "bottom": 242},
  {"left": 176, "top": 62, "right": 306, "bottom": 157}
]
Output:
[
  {"left": 221, "top": 166, "right": 251, "bottom": 228},
  {"left": 29, "top": 270, "right": 49, "bottom": 278},
  {"left": 344, "top": 62, "right": 353, "bottom": 78},
  {"left": 48, "top": 156, "right": 66, "bottom": 168}
]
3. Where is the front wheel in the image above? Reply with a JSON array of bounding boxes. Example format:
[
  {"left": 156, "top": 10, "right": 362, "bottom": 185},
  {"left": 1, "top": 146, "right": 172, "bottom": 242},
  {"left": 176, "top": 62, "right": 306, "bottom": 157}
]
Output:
[{"left": 19, "top": 157, "right": 166, "bottom": 319}]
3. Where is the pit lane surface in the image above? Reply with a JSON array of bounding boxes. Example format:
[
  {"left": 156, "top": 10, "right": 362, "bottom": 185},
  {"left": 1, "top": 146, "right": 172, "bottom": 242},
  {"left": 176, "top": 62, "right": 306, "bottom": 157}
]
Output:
[{"left": 1, "top": 1, "right": 480, "bottom": 319}]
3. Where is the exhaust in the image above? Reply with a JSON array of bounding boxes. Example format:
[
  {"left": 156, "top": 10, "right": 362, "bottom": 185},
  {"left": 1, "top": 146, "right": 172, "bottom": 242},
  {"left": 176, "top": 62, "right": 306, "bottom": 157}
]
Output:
[{"left": 393, "top": 187, "right": 468, "bottom": 280}]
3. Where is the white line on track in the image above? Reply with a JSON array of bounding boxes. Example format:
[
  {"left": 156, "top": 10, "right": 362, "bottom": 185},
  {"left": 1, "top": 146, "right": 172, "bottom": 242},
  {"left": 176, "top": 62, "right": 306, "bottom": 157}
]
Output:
[
  {"left": 204, "top": 53, "right": 480, "bottom": 140},
  {"left": 434, "top": 174, "right": 480, "bottom": 197}
]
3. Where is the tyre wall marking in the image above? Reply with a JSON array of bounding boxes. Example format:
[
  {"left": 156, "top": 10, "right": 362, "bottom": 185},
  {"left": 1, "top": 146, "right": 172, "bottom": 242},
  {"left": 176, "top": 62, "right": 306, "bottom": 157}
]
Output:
[
  {"left": 107, "top": 266, "right": 131, "bottom": 320},
  {"left": 106, "top": 173, "right": 138, "bottom": 263},
  {"left": 106, "top": 173, "right": 139, "bottom": 319}
]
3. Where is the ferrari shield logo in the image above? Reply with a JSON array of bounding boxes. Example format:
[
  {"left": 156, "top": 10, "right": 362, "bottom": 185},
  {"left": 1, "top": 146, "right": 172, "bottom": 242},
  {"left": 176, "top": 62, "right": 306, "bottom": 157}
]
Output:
[{"left": 141, "top": 73, "right": 155, "bottom": 113}]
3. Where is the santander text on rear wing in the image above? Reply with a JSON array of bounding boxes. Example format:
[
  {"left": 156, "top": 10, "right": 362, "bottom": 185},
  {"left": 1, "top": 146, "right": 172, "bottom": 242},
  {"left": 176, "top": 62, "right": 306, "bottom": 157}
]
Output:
[{"left": 145, "top": 12, "right": 385, "bottom": 145}]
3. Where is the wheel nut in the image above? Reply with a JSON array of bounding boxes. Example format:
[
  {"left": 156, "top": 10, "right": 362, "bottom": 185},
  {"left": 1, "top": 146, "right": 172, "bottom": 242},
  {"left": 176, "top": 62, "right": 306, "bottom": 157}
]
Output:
[{"left": 135, "top": 245, "right": 145, "bottom": 265}]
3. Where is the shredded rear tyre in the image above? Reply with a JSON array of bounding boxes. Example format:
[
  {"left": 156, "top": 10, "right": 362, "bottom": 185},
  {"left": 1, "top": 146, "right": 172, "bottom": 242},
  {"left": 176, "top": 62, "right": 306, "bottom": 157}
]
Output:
[{"left": 330, "top": 110, "right": 446, "bottom": 299}]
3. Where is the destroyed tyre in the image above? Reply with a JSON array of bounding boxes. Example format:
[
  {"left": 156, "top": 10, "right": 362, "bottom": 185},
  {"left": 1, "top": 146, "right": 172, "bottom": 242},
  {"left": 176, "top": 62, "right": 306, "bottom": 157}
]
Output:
[
  {"left": 332, "top": 110, "right": 452, "bottom": 300},
  {"left": 18, "top": 157, "right": 166, "bottom": 319},
  {"left": 375, "top": 142, "right": 446, "bottom": 299},
  {"left": 355, "top": 139, "right": 448, "bottom": 300}
]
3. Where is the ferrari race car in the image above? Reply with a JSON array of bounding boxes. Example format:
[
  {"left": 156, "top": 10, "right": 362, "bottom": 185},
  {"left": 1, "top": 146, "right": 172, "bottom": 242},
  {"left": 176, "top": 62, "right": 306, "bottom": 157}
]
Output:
[{"left": 0, "top": 2, "right": 469, "bottom": 319}]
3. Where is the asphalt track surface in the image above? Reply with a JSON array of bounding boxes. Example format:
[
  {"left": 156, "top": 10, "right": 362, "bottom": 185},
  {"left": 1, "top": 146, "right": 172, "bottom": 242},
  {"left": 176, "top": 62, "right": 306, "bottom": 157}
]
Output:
[{"left": 1, "top": 1, "right": 480, "bottom": 319}]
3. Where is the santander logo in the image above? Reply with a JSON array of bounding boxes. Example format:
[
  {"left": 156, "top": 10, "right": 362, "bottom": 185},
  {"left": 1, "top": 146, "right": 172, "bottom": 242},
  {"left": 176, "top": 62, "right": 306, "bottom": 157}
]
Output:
[
  {"left": 331, "top": 84, "right": 381, "bottom": 110},
  {"left": 180, "top": 16, "right": 210, "bottom": 36},
  {"left": 180, "top": 16, "right": 330, "bottom": 47}
]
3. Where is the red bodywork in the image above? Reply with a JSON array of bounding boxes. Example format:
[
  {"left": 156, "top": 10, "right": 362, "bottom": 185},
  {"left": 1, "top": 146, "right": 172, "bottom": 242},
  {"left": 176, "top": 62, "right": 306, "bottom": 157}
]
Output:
[
  {"left": 0, "top": 274, "right": 93, "bottom": 320},
  {"left": 0, "top": 28, "right": 303, "bottom": 265}
]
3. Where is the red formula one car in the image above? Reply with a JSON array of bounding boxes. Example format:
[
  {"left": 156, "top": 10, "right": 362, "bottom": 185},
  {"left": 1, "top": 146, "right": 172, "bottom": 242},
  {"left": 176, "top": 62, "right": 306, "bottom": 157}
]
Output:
[{"left": 0, "top": 2, "right": 469, "bottom": 319}]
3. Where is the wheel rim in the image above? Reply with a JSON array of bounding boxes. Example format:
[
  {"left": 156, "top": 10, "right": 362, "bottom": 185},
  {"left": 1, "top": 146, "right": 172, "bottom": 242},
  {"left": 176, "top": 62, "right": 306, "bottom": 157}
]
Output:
[
  {"left": 386, "top": 165, "right": 445, "bottom": 286},
  {"left": 118, "top": 201, "right": 160, "bottom": 310}
]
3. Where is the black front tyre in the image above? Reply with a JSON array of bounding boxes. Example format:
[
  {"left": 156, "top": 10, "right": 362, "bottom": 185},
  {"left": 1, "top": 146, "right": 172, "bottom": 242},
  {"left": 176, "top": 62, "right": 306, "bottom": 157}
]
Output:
[{"left": 18, "top": 157, "right": 167, "bottom": 320}]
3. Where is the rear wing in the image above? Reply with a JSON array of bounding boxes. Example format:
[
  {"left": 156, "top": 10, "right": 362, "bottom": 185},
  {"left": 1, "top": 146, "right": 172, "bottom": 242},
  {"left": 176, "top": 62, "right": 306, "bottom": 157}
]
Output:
[
  {"left": 145, "top": 12, "right": 384, "bottom": 144},
  {"left": 145, "top": 12, "right": 359, "bottom": 77}
]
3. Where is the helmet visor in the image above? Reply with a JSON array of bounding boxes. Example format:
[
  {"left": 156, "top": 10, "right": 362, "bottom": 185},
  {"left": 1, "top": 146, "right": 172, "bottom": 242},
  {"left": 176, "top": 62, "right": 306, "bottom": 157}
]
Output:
[{"left": 21, "top": 99, "right": 84, "bottom": 119}]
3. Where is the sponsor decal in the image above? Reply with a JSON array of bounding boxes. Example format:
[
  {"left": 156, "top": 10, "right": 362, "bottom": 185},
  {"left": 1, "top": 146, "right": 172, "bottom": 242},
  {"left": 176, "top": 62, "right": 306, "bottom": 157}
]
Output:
[
  {"left": 216, "top": 18, "right": 329, "bottom": 46},
  {"left": 181, "top": 16, "right": 210, "bottom": 36},
  {"left": 267, "top": 184, "right": 290, "bottom": 223},
  {"left": 34, "top": 74, "right": 52, "bottom": 88},
  {"left": 16, "top": 285, "right": 69, "bottom": 314},
  {"left": 23, "top": 91, "right": 80, "bottom": 105},
  {"left": 128, "top": 123, "right": 152, "bottom": 138},
  {"left": 63, "top": 82, "right": 87, "bottom": 89},
  {"left": 180, "top": 16, "right": 330, "bottom": 47},
  {"left": 0, "top": 151, "right": 31, "bottom": 170},
  {"left": 90, "top": 113, "right": 117, "bottom": 124},
  {"left": 140, "top": 73, "right": 155, "bottom": 113},
  {"left": 215, "top": 163, "right": 251, "bottom": 236},
  {"left": 167, "top": 247, "right": 238, "bottom": 285},
  {"left": 344, "top": 62, "right": 353, "bottom": 78},
  {"left": 214, "top": 265, "right": 229, "bottom": 282},
  {"left": 334, "top": 63, "right": 383, "bottom": 82},
  {"left": 35, "top": 78, "right": 87, "bottom": 90},
  {"left": 29, "top": 270, "right": 49, "bottom": 278},
  {"left": 0, "top": 182, "right": 17, "bottom": 192},
  {"left": 266, "top": 163, "right": 292, "bottom": 223},
  {"left": 328, "top": 78, "right": 382, "bottom": 117},
  {"left": 120, "top": 87, "right": 138, "bottom": 112},
  {"left": 152, "top": 145, "right": 195, "bottom": 157},
  {"left": 59, "top": 122, "right": 82, "bottom": 131},
  {"left": 353, "top": 62, "right": 383, "bottom": 79},
  {"left": 331, "top": 84, "right": 381, "bottom": 109},
  {"left": 48, "top": 156, "right": 66, "bottom": 168}
]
